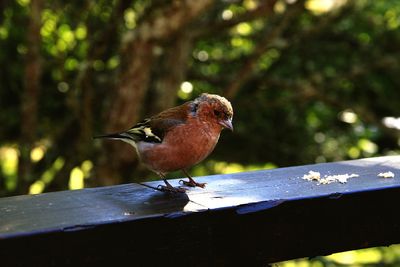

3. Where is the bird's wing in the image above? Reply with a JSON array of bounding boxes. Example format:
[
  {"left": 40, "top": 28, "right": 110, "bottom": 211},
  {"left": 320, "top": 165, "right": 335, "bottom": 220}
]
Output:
[{"left": 127, "top": 102, "right": 192, "bottom": 143}]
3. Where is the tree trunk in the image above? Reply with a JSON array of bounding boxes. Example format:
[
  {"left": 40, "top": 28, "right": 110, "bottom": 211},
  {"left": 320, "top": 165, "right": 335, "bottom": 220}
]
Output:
[
  {"left": 96, "top": 38, "right": 154, "bottom": 185},
  {"left": 18, "top": 0, "right": 43, "bottom": 194},
  {"left": 96, "top": 0, "right": 214, "bottom": 185}
]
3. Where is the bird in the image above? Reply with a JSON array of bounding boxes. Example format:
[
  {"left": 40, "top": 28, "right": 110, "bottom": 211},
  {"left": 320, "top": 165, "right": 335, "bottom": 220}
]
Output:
[{"left": 95, "top": 93, "right": 233, "bottom": 193}]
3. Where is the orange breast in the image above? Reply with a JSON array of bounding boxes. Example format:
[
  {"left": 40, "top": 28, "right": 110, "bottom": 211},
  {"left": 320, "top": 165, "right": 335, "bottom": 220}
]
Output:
[{"left": 138, "top": 119, "right": 222, "bottom": 173}]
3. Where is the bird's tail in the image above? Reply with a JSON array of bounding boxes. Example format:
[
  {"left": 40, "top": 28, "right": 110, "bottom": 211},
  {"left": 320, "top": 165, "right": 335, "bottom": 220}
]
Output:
[
  {"left": 93, "top": 132, "right": 137, "bottom": 142},
  {"left": 94, "top": 122, "right": 162, "bottom": 144}
]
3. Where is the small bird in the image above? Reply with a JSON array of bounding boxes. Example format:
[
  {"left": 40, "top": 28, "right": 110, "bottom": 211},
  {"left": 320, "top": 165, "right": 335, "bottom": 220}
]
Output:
[{"left": 95, "top": 93, "right": 233, "bottom": 193}]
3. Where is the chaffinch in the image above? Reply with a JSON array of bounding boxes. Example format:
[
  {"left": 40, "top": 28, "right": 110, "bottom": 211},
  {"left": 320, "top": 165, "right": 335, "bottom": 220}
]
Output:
[{"left": 96, "top": 93, "right": 233, "bottom": 193}]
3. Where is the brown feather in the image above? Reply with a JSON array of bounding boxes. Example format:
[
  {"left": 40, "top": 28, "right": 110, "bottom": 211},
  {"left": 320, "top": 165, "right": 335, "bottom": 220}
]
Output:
[{"left": 137, "top": 102, "right": 192, "bottom": 140}]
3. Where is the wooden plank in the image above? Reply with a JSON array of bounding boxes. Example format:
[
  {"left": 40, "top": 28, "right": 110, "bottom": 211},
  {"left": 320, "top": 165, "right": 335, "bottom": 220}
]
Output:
[
  {"left": 0, "top": 156, "right": 400, "bottom": 266},
  {"left": 0, "top": 183, "right": 204, "bottom": 237}
]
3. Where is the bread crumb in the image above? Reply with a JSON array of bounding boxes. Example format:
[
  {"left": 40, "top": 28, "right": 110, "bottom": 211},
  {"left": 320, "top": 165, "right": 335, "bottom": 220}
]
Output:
[
  {"left": 321, "top": 174, "right": 359, "bottom": 184},
  {"left": 378, "top": 171, "right": 395, "bottom": 178},
  {"left": 302, "top": 171, "right": 359, "bottom": 184},
  {"left": 302, "top": 171, "right": 321, "bottom": 181}
]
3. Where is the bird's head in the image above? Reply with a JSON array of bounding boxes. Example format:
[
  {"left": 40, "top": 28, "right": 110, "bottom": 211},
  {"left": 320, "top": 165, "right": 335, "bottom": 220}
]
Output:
[{"left": 192, "top": 93, "right": 233, "bottom": 131}]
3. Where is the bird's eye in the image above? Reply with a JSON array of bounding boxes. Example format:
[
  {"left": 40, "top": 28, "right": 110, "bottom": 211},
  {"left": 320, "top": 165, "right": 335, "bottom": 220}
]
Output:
[{"left": 214, "top": 110, "right": 221, "bottom": 116}]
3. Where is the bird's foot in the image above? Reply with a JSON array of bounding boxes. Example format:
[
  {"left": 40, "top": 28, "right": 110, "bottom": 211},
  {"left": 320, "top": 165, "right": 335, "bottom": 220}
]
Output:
[
  {"left": 157, "top": 184, "right": 187, "bottom": 194},
  {"left": 179, "top": 179, "right": 207, "bottom": 188},
  {"left": 139, "top": 183, "right": 186, "bottom": 194}
]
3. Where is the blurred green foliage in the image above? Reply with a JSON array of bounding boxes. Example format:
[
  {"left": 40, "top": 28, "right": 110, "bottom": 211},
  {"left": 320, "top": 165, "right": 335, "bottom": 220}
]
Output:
[
  {"left": 276, "top": 245, "right": 400, "bottom": 266},
  {"left": 0, "top": 0, "right": 399, "bottom": 202},
  {"left": 1, "top": 0, "right": 400, "bottom": 264}
]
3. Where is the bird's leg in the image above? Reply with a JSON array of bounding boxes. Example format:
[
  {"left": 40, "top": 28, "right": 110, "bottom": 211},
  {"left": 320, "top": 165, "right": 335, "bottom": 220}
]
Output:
[
  {"left": 156, "top": 178, "right": 186, "bottom": 194},
  {"left": 179, "top": 169, "right": 206, "bottom": 188},
  {"left": 141, "top": 172, "right": 186, "bottom": 194},
  {"left": 139, "top": 180, "right": 186, "bottom": 194},
  {"left": 159, "top": 179, "right": 187, "bottom": 193}
]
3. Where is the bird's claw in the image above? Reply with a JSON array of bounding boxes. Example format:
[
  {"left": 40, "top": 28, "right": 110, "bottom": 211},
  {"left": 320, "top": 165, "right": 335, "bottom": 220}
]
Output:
[
  {"left": 157, "top": 184, "right": 186, "bottom": 194},
  {"left": 179, "top": 179, "right": 207, "bottom": 188},
  {"left": 140, "top": 183, "right": 186, "bottom": 194}
]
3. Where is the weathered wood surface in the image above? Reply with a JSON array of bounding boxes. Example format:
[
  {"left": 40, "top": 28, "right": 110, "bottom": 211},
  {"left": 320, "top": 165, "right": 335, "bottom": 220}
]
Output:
[{"left": 1, "top": 156, "right": 400, "bottom": 266}]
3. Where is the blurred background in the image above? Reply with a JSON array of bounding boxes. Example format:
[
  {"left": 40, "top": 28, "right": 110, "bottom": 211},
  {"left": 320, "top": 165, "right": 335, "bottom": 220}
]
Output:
[{"left": 1, "top": 0, "right": 400, "bottom": 265}]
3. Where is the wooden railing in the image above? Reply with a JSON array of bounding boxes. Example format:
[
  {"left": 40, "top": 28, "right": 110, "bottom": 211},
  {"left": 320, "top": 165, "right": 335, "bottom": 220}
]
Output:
[{"left": 1, "top": 156, "right": 400, "bottom": 266}]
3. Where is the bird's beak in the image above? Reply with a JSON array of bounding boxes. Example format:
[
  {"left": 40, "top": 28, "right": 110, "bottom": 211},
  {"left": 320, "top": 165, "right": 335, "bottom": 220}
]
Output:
[{"left": 219, "top": 118, "right": 233, "bottom": 131}]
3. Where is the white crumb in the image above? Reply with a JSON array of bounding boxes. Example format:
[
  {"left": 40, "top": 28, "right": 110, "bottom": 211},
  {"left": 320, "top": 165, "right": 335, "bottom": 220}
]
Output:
[
  {"left": 302, "top": 171, "right": 359, "bottom": 184},
  {"left": 302, "top": 170, "right": 321, "bottom": 181},
  {"left": 321, "top": 173, "right": 359, "bottom": 184},
  {"left": 377, "top": 171, "right": 395, "bottom": 178}
]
